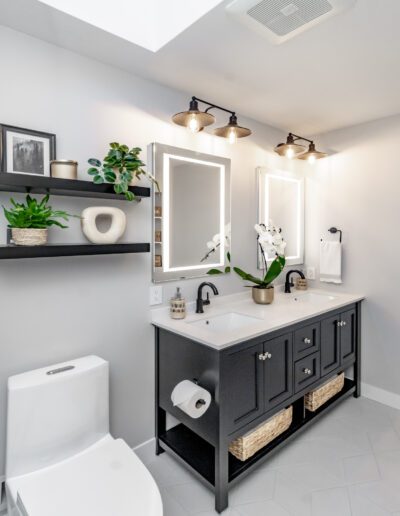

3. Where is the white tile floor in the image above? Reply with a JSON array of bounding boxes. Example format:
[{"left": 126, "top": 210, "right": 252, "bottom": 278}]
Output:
[{"left": 135, "top": 396, "right": 400, "bottom": 516}]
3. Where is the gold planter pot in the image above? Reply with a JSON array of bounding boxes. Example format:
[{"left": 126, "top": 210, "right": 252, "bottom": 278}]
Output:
[
  {"left": 11, "top": 228, "right": 48, "bottom": 246},
  {"left": 252, "top": 286, "right": 274, "bottom": 305}
]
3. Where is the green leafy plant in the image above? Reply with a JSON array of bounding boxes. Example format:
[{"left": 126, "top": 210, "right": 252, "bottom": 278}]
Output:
[
  {"left": 88, "top": 142, "right": 159, "bottom": 201},
  {"left": 3, "top": 195, "right": 75, "bottom": 229}
]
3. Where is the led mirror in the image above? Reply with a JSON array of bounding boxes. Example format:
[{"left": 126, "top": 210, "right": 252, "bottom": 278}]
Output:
[
  {"left": 257, "top": 168, "right": 304, "bottom": 267},
  {"left": 151, "top": 143, "right": 231, "bottom": 282}
]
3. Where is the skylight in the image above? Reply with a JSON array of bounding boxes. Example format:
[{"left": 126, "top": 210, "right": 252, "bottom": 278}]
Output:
[{"left": 37, "top": 0, "right": 223, "bottom": 52}]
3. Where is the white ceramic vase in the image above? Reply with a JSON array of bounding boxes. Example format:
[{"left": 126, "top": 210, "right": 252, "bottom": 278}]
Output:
[{"left": 81, "top": 207, "right": 127, "bottom": 244}]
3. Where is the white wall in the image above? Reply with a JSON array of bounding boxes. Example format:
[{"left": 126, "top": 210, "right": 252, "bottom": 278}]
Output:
[
  {"left": 306, "top": 114, "right": 400, "bottom": 402},
  {"left": 0, "top": 25, "right": 295, "bottom": 477}
]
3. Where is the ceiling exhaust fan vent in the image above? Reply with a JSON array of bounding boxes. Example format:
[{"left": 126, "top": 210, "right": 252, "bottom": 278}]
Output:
[{"left": 226, "top": 0, "right": 356, "bottom": 44}]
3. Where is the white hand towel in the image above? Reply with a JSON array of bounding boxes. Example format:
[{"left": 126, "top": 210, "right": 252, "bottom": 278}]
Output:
[{"left": 320, "top": 241, "right": 342, "bottom": 284}]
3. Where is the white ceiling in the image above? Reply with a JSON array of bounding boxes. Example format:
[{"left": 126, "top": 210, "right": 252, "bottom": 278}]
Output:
[{"left": 1, "top": 0, "right": 400, "bottom": 135}]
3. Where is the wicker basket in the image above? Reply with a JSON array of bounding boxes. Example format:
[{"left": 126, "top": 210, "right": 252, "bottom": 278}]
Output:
[
  {"left": 304, "top": 372, "right": 345, "bottom": 412},
  {"left": 229, "top": 406, "right": 293, "bottom": 461}
]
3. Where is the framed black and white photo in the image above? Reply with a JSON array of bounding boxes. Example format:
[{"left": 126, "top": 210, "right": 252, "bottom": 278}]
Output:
[{"left": 0, "top": 124, "right": 56, "bottom": 176}]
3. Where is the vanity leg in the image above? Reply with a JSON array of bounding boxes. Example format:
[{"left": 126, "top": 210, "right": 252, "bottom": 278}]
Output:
[
  {"left": 155, "top": 328, "right": 166, "bottom": 455},
  {"left": 354, "top": 302, "right": 362, "bottom": 398},
  {"left": 155, "top": 407, "right": 166, "bottom": 455},
  {"left": 215, "top": 442, "right": 229, "bottom": 513}
]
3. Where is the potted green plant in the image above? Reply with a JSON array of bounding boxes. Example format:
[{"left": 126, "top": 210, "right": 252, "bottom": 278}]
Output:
[
  {"left": 3, "top": 194, "right": 75, "bottom": 246},
  {"left": 88, "top": 142, "right": 159, "bottom": 201},
  {"left": 234, "top": 223, "right": 286, "bottom": 304}
]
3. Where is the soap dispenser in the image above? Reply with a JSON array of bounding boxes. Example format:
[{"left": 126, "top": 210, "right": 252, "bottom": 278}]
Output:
[{"left": 170, "top": 287, "right": 186, "bottom": 319}]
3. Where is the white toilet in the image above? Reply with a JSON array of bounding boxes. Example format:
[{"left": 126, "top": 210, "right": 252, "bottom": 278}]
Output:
[{"left": 5, "top": 355, "right": 163, "bottom": 516}]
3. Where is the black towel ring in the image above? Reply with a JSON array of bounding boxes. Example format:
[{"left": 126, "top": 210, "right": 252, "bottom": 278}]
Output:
[{"left": 328, "top": 227, "right": 342, "bottom": 243}]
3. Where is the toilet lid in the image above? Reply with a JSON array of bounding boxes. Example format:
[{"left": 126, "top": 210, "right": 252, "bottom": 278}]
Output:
[{"left": 12, "top": 438, "right": 163, "bottom": 516}]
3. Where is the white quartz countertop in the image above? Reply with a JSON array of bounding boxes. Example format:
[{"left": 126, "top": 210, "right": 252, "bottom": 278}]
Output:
[{"left": 151, "top": 288, "right": 364, "bottom": 350}]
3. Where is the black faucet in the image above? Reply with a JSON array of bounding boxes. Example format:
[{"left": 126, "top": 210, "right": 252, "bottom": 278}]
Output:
[
  {"left": 196, "top": 282, "right": 219, "bottom": 313},
  {"left": 284, "top": 269, "right": 306, "bottom": 293}
]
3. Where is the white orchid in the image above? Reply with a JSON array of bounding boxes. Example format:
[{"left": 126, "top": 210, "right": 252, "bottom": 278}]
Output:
[
  {"left": 202, "top": 223, "right": 231, "bottom": 262},
  {"left": 255, "top": 221, "right": 286, "bottom": 259}
]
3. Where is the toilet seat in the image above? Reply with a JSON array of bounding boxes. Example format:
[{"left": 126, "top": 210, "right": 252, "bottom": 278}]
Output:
[{"left": 7, "top": 437, "right": 163, "bottom": 516}]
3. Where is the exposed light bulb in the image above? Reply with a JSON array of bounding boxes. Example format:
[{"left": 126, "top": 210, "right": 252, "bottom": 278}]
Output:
[
  {"left": 188, "top": 115, "right": 200, "bottom": 133},
  {"left": 228, "top": 128, "right": 237, "bottom": 144},
  {"left": 286, "top": 147, "right": 295, "bottom": 159},
  {"left": 308, "top": 154, "right": 316, "bottom": 165}
]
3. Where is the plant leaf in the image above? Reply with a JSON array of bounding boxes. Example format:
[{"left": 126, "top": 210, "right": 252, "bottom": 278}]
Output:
[
  {"left": 87, "top": 167, "right": 98, "bottom": 176},
  {"left": 233, "top": 267, "right": 263, "bottom": 286},
  {"left": 207, "top": 268, "right": 223, "bottom": 275},
  {"left": 263, "top": 255, "right": 286, "bottom": 285},
  {"left": 88, "top": 158, "right": 101, "bottom": 167},
  {"left": 93, "top": 175, "right": 104, "bottom": 185}
]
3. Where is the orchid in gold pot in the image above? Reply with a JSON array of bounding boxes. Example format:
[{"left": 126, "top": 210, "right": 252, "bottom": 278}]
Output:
[{"left": 234, "top": 222, "right": 286, "bottom": 304}]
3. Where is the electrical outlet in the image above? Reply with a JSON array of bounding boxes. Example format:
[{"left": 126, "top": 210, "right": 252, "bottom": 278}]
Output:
[
  {"left": 150, "top": 285, "right": 163, "bottom": 305},
  {"left": 306, "top": 266, "right": 316, "bottom": 280}
]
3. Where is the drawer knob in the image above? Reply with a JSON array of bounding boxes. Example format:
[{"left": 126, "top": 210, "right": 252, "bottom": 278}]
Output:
[
  {"left": 303, "top": 368, "right": 312, "bottom": 375},
  {"left": 303, "top": 337, "right": 311, "bottom": 344}
]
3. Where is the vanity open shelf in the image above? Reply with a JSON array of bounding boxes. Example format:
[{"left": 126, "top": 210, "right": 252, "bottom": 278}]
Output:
[
  {"left": 159, "top": 377, "right": 356, "bottom": 487},
  {"left": 0, "top": 173, "right": 150, "bottom": 200},
  {"left": 0, "top": 243, "right": 150, "bottom": 259}
]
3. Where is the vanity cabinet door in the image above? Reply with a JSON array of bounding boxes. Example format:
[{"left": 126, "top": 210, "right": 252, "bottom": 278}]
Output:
[
  {"left": 340, "top": 309, "right": 356, "bottom": 365},
  {"left": 225, "top": 343, "right": 265, "bottom": 432},
  {"left": 321, "top": 314, "right": 341, "bottom": 377},
  {"left": 263, "top": 333, "right": 293, "bottom": 412}
]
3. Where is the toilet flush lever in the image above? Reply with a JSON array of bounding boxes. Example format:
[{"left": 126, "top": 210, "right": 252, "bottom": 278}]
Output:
[{"left": 46, "top": 365, "right": 75, "bottom": 376}]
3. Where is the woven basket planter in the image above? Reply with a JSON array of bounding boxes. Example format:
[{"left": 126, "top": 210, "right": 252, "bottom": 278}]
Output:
[
  {"left": 229, "top": 406, "right": 293, "bottom": 461},
  {"left": 11, "top": 228, "right": 48, "bottom": 246},
  {"left": 304, "top": 372, "right": 345, "bottom": 412}
]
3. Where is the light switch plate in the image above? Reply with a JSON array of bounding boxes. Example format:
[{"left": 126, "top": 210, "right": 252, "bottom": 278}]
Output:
[
  {"left": 306, "top": 267, "right": 316, "bottom": 280},
  {"left": 150, "top": 286, "right": 163, "bottom": 305}
]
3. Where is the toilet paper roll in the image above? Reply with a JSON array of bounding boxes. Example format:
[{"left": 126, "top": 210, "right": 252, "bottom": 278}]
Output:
[{"left": 171, "top": 380, "right": 212, "bottom": 419}]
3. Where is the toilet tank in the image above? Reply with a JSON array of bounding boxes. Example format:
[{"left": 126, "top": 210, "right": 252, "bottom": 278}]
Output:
[{"left": 6, "top": 356, "right": 109, "bottom": 478}]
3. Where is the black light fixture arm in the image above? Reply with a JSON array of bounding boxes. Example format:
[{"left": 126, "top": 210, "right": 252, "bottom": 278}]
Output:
[
  {"left": 191, "top": 96, "right": 235, "bottom": 117},
  {"left": 288, "top": 132, "right": 314, "bottom": 145}
]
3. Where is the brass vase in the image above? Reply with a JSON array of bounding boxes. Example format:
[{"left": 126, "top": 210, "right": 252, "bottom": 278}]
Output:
[{"left": 252, "top": 286, "right": 274, "bottom": 305}]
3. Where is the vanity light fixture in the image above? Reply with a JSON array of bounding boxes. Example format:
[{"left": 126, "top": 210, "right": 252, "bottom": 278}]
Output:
[
  {"left": 274, "top": 133, "right": 327, "bottom": 163},
  {"left": 172, "top": 96, "right": 252, "bottom": 143}
]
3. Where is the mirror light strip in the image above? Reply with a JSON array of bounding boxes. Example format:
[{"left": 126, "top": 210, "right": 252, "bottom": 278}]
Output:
[{"left": 162, "top": 153, "right": 225, "bottom": 273}]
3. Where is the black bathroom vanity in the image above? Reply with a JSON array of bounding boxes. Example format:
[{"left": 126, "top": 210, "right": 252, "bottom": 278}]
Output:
[{"left": 153, "top": 296, "right": 362, "bottom": 513}]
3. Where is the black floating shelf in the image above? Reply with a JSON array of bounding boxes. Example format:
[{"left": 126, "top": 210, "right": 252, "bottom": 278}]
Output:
[
  {"left": 0, "top": 243, "right": 150, "bottom": 259},
  {"left": 0, "top": 173, "right": 150, "bottom": 200}
]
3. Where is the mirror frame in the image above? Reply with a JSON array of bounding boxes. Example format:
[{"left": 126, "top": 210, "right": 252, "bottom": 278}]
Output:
[
  {"left": 257, "top": 167, "right": 304, "bottom": 267},
  {"left": 151, "top": 143, "right": 231, "bottom": 283}
]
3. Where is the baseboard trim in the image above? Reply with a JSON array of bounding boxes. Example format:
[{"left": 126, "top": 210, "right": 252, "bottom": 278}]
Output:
[
  {"left": 362, "top": 382, "right": 400, "bottom": 410},
  {"left": 133, "top": 437, "right": 155, "bottom": 452}
]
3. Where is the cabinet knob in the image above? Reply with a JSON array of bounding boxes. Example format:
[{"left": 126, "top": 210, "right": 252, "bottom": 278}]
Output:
[
  {"left": 265, "top": 352, "right": 272, "bottom": 359},
  {"left": 303, "top": 337, "right": 311, "bottom": 344},
  {"left": 258, "top": 352, "right": 272, "bottom": 361},
  {"left": 258, "top": 353, "right": 266, "bottom": 361},
  {"left": 337, "top": 321, "right": 343, "bottom": 327},
  {"left": 342, "top": 321, "right": 347, "bottom": 327},
  {"left": 303, "top": 368, "right": 312, "bottom": 375}
]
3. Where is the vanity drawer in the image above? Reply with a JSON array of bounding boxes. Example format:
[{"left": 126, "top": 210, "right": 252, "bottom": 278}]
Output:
[
  {"left": 294, "top": 323, "right": 320, "bottom": 360},
  {"left": 294, "top": 353, "right": 321, "bottom": 393}
]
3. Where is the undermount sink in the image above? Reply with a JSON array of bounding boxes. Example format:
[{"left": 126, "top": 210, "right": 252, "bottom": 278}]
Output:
[
  {"left": 187, "top": 312, "right": 262, "bottom": 334},
  {"left": 290, "top": 292, "right": 336, "bottom": 304}
]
